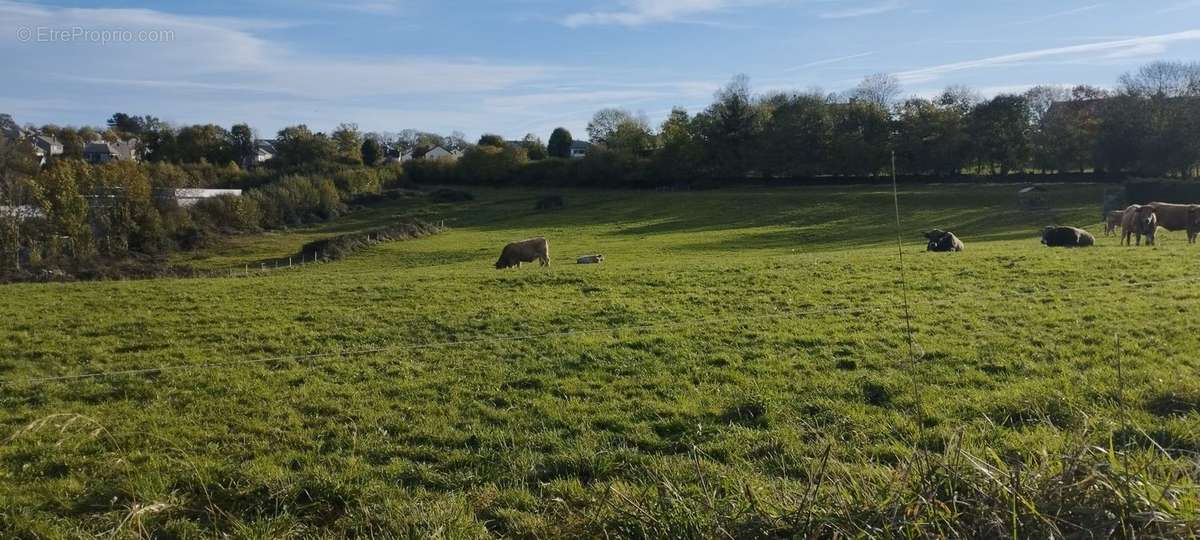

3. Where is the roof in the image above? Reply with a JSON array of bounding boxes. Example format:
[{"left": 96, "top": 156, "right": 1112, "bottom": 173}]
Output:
[
  {"left": 83, "top": 142, "right": 115, "bottom": 155},
  {"left": 1018, "top": 186, "right": 1046, "bottom": 194},
  {"left": 34, "top": 135, "right": 61, "bottom": 147},
  {"left": 570, "top": 140, "right": 592, "bottom": 150}
]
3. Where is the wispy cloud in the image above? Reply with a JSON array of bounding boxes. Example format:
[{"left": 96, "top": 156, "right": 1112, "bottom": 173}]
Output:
[
  {"left": 895, "top": 30, "right": 1200, "bottom": 83},
  {"left": 563, "top": 0, "right": 760, "bottom": 28},
  {"left": 1015, "top": 3, "right": 1106, "bottom": 25},
  {"left": 782, "top": 52, "right": 875, "bottom": 72},
  {"left": 819, "top": 0, "right": 904, "bottom": 19},
  {"left": 1155, "top": 0, "right": 1200, "bottom": 14}
]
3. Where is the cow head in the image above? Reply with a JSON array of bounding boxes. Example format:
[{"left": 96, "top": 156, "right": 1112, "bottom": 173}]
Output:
[
  {"left": 924, "top": 230, "right": 947, "bottom": 251},
  {"left": 495, "top": 257, "right": 511, "bottom": 269},
  {"left": 1041, "top": 227, "right": 1054, "bottom": 245},
  {"left": 1137, "top": 206, "right": 1158, "bottom": 230}
]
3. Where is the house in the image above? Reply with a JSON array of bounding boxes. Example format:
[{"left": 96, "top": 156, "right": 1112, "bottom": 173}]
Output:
[
  {"left": 173, "top": 189, "right": 244, "bottom": 208},
  {"left": 82, "top": 139, "right": 139, "bottom": 164},
  {"left": 31, "top": 135, "right": 63, "bottom": 166},
  {"left": 253, "top": 139, "right": 277, "bottom": 164},
  {"left": 569, "top": 140, "right": 592, "bottom": 159},
  {"left": 422, "top": 146, "right": 463, "bottom": 161}
]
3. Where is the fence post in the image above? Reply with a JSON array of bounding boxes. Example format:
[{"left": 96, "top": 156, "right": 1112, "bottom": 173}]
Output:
[{"left": 289, "top": 257, "right": 293, "bottom": 268}]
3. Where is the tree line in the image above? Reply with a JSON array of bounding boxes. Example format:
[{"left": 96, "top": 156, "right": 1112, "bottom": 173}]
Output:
[{"left": 432, "top": 61, "right": 1199, "bottom": 188}]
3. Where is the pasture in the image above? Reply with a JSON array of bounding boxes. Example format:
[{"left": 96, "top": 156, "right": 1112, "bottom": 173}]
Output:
[{"left": 2, "top": 184, "right": 1199, "bottom": 538}]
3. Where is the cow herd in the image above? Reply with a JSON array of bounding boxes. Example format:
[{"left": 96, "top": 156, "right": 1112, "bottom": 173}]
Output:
[
  {"left": 1113, "top": 203, "right": 1200, "bottom": 247},
  {"left": 924, "top": 201, "right": 1200, "bottom": 253},
  {"left": 495, "top": 202, "right": 1200, "bottom": 269}
]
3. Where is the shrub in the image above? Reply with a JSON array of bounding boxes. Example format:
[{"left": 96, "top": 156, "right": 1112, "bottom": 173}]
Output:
[{"left": 299, "top": 220, "right": 445, "bottom": 262}]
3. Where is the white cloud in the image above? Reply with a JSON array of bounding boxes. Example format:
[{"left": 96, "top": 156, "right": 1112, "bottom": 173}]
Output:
[
  {"left": 819, "top": 0, "right": 904, "bottom": 19},
  {"left": 895, "top": 30, "right": 1200, "bottom": 83}
]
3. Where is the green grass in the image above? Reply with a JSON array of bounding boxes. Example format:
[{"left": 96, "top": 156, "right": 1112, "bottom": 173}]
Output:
[{"left": 2, "top": 184, "right": 1199, "bottom": 538}]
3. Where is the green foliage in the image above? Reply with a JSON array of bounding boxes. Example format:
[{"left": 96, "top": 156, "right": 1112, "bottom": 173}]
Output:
[
  {"left": 458, "top": 145, "right": 528, "bottom": 185},
  {"left": 477, "top": 134, "right": 506, "bottom": 148},
  {"left": 331, "top": 123, "right": 363, "bottom": 165},
  {"left": 274, "top": 125, "right": 337, "bottom": 169},
  {"left": 547, "top": 127, "right": 573, "bottom": 158},
  {"left": 969, "top": 94, "right": 1033, "bottom": 175},
  {"left": 360, "top": 138, "right": 382, "bottom": 167}
]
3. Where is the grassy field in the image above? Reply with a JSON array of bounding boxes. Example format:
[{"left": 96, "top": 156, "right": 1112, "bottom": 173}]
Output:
[{"left": 2, "top": 184, "right": 1199, "bottom": 538}]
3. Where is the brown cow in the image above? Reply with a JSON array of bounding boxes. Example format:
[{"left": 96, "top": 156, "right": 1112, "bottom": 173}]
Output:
[
  {"left": 495, "top": 237, "right": 550, "bottom": 269},
  {"left": 1133, "top": 205, "right": 1158, "bottom": 246},
  {"left": 1104, "top": 210, "right": 1124, "bottom": 237},
  {"left": 1147, "top": 202, "right": 1200, "bottom": 244},
  {"left": 1120, "top": 205, "right": 1142, "bottom": 246}
]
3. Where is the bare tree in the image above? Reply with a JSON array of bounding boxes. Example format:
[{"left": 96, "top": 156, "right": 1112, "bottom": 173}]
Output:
[
  {"left": 1024, "top": 85, "right": 1071, "bottom": 125},
  {"left": 852, "top": 73, "right": 902, "bottom": 108},
  {"left": 1119, "top": 61, "right": 1200, "bottom": 98}
]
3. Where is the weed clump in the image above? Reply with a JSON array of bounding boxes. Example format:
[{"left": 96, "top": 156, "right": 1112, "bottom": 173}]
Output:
[{"left": 721, "top": 397, "right": 769, "bottom": 428}]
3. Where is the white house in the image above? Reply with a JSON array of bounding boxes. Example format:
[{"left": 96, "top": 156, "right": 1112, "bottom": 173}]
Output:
[
  {"left": 569, "top": 140, "right": 592, "bottom": 159},
  {"left": 174, "top": 189, "right": 244, "bottom": 207},
  {"left": 422, "top": 146, "right": 463, "bottom": 161},
  {"left": 253, "top": 140, "right": 277, "bottom": 164},
  {"left": 31, "top": 135, "right": 63, "bottom": 166}
]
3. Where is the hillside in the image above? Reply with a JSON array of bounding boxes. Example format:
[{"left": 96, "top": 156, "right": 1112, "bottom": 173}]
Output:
[{"left": 2, "top": 184, "right": 1198, "bottom": 538}]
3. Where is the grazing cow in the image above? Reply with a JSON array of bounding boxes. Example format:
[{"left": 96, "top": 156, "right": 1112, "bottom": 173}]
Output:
[
  {"left": 1120, "top": 205, "right": 1142, "bottom": 246},
  {"left": 923, "top": 230, "right": 965, "bottom": 252},
  {"left": 576, "top": 254, "right": 604, "bottom": 264},
  {"left": 495, "top": 237, "right": 550, "bottom": 269},
  {"left": 1104, "top": 210, "right": 1125, "bottom": 237},
  {"left": 1147, "top": 202, "right": 1200, "bottom": 244},
  {"left": 1042, "top": 226, "right": 1095, "bottom": 248}
]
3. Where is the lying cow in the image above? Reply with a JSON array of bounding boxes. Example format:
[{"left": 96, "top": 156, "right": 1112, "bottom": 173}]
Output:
[
  {"left": 1104, "top": 210, "right": 1125, "bottom": 237},
  {"left": 1148, "top": 202, "right": 1200, "bottom": 244},
  {"left": 495, "top": 237, "right": 550, "bottom": 269},
  {"left": 924, "top": 230, "right": 964, "bottom": 252},
  {"left": 1042, "top": 226, "right": 1095, "bottom": 248},
  {"left": 576, "top": 254, "right": 604, "bottom": 264}
]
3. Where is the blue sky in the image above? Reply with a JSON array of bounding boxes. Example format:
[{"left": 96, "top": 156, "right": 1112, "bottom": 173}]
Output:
[{"left": 3, "top": 0, "right": 1200, "bottom": 140}]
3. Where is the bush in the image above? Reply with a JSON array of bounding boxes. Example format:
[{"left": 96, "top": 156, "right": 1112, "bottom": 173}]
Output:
[{"left": 299, "top": 220, "right": 445, "bottom": 262}]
